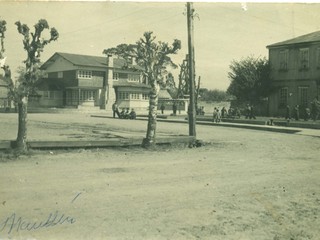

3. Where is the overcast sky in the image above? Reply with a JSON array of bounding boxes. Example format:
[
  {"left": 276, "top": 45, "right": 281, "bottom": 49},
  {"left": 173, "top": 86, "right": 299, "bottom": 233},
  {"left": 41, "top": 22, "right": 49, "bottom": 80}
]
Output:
[{"left": 1, "top": 2, "right": 320, "bottom": 90}]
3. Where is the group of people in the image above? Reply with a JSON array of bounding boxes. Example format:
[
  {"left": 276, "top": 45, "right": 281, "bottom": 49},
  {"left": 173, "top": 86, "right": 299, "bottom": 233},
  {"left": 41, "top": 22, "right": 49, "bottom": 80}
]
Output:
[
  {"left": 245, "top": 104, "right": 256, "bottom": 120},
  {"left": 196, "top": 106, "right": 205, "bottom": 116},
  {"left": 285, "top": 97, "right": 320, "bottom": 121},
  {"left": 211, "top": 106, "right": 239, "bottom": 122},
  {"left": 112, "top": 102, "right": 136, "bottom": 120},
  {"left": 212, "top": 107, "right": 222, "bottom": 123},
  {"left": 212, "top": 105, "right": 255, "bottom": 122}
]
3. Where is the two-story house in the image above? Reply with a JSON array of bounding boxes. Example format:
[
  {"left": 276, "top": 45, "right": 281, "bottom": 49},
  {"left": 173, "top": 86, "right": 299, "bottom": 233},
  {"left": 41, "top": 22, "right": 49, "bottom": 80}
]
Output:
[
  {"left": 111, "top": 57, "right": 150, "bottom": 111},
  {"left": 267, "top": 31, "right": 320, "bottom": 117},
  {"left": 37, "top": 52, "right": 150, "bottom": 111}
]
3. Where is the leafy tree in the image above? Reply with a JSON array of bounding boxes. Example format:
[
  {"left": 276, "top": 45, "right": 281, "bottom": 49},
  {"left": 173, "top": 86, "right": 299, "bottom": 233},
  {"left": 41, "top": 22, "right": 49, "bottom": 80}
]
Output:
[
  {"left": 15, "top": 65, "right": 46, "bottom": 94},
  {"left": 13, "top": 19, "right": 58, "bottom": 151},
  {"left": 103, "top": 31, "right": 181, "bottom": 148},
  {"left": 165, "top": 72, "right": 178, "bottom": 98},
  {"left": 227, "top": 56, "right": 271, "bottom": 103}
]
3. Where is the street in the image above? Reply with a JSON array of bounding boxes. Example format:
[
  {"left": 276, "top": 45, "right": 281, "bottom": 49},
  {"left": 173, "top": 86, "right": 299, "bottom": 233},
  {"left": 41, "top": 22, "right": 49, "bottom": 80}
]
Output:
[{"left": 0, "top": 113, "right": 319, "bottom": 240}]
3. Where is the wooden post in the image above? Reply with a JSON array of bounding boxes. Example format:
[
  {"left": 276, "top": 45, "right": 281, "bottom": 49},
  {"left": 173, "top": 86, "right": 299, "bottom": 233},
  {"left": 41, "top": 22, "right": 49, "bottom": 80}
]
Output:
[
  {"left": 78, "top": 88, "right": 81, "bottom": 107},
  {"left": 187, "top": 2, "right": 196, "bottom": 137}
]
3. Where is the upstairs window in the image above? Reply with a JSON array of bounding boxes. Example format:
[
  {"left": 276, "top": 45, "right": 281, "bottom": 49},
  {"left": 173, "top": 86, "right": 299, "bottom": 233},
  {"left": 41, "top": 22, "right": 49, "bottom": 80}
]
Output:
[
  {"left": 279, "top": 50, "right": 289, "bottom": 71},
  {"left": 78, "top": 70, "right": 92, "bottom": 79},
  {"left": 128, "top": 74, "right": 140, "bottom": 82},
  {"left": 57, "top": 72, "right": 63, "bottom": 78},
  {"left": 142, "top": 94, "right": 149, "bottom": 100},
  {"left": 130, "top": 93, "right": 140, "bottom": 100},
  {"left": 299, "top": 48, "right": 309, "bottom": 70},
  {"left": 118, "top": 92, "right": 129, "bottom": 100},
  {"left": 113, "top": 72, "right": 119, "bottom": 80}
]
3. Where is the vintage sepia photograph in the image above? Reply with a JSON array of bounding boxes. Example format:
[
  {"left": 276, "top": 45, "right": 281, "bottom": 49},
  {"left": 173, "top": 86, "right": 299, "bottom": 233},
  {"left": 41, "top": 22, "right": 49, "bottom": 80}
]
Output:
[{"left": 0, "top": 1, "right": 320, "bottom": 239}]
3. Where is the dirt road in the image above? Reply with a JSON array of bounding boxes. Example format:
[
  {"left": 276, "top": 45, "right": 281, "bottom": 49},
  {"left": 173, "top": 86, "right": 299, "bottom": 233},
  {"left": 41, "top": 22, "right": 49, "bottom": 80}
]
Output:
[{"left": 0, "top": 113, "right": 319, "bottom": 239}]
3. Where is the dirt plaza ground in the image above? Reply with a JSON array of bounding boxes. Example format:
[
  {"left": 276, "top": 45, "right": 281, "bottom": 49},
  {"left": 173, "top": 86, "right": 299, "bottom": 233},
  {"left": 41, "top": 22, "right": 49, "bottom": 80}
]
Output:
[{"left": 0, "top": 113, "right": 320, "bottom": 240}]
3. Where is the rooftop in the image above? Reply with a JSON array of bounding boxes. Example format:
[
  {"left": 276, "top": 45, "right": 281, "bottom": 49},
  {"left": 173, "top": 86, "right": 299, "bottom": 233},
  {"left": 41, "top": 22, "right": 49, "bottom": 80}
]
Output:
[
  {"left": 41, "top": 52, "right": 143, "bottom": 71},
  {"left": 267, "top": 30, "right": 320, "bottom": 48}
]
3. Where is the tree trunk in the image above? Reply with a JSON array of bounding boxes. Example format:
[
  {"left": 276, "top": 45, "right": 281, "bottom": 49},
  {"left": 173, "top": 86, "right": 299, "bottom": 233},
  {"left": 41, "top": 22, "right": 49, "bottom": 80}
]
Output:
[
  {"left": 142, "top": 82, "right": 160, "bottom": 148},
  {"left": 15, "top": 96, "right": 28, "bottom": 151}
]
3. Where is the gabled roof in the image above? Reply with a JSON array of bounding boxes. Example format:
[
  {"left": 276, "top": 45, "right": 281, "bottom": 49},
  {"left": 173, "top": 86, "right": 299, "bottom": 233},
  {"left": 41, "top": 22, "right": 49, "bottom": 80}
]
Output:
[
  {"left": 41, "top": 52, "right": 108, "bottom": 70},
  {"left": 267, "top": 30, "right": 320, "bottom": 48},
  {"left": 41, "top": 52, "right": 144, "bottom": 71}
]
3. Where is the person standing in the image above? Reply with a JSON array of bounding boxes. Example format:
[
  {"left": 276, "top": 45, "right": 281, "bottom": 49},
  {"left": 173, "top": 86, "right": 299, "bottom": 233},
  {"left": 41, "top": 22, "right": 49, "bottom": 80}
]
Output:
[
  {"left": 285, "top": 105, "right": 291, "bottom": 120},
  {"left": 304, "top": 106, "right": 311, "bottom": 121},
  {"left": 250, "top": 105, "right": 256, "bottom": 119},
  {"left": 293, "top": 105, "right": 300, "bottom": 121},
  {"left": 160, "top": 103, "right": 165, "bottom": 114},
  {"left": 245, "top": 104, "right": 251, "bottom": 119},
  {"left": 172, "top": 102, "right": 177, "bottom": 115},
  {"left": 311, "top": 97, "right": 320, "bottom": 121},
  {"left": 212, "top": 107, "right": 217, "bottom": 122},
  {"left": 112, "top": 102, "right": 119, "bottom": 118},
  {"left": 221, "top": 107, "right": 227, "bottom": 119}
]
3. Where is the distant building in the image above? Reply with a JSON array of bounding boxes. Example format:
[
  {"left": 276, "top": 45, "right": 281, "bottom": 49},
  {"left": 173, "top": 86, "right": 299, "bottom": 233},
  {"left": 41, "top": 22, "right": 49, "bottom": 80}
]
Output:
[
  {"left": 36, "top": 52, "right": 150, "bottom": 111},
  {"left": 267, "top": 31, "right": 320, "bottom": 116}
]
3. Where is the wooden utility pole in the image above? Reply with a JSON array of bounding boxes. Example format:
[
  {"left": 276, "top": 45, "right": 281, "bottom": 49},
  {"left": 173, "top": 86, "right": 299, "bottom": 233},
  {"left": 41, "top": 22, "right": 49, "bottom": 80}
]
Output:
[{"left": 187, "top": 2, "right": 196, "bottom": 137}]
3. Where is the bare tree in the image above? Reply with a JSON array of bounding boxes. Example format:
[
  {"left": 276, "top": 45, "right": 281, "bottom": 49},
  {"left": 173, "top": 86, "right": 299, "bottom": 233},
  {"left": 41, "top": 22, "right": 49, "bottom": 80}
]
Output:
[
  {"left": 103, "top": 31, "right": 181, "bottom": 148},
  {"left": 13, "top": 19, "right": 59, "bottom": 151}
]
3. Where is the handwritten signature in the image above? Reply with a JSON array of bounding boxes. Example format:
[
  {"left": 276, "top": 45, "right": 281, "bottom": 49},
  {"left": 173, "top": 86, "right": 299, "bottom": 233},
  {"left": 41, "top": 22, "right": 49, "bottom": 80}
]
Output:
[{"left": 0, "top": 210, "right": 76, "bottom": 235}]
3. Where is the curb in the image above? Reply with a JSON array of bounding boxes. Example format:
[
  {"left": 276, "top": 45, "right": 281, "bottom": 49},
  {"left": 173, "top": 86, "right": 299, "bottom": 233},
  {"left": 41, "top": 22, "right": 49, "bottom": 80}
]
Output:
[
  {"left": 0, "top": 136, "right": 195, "bottom": 150},
  {"left": 91, "top": 115, "right": 302, "bottom": 134}
]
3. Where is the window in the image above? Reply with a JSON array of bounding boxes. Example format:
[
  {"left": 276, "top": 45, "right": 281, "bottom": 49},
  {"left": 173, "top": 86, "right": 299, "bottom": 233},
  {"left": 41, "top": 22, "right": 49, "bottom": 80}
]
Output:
[
  {"left": 79, "top": 90, "right": 96, "bottom": 101},
  {"left": 279, "top": 50, "right": 289, "bottom": 70},
  {"left": 142, "top": 94, "right": 149, "bottom": 100},
  {"left": 78, "top": 70, "right": 92, "bottom": 79},
  {"left": 279, "top": 87, "right": 288, "bottom": 108},
  {"left": 128, "top": 74, "right": 140, "bottom": 82},
  {"left": 57, "top": 72, "right": 63, "bottom": 78},
  {"left": 118, "top": 92, "right": 129, "bottom": 100},
  {"left": 298, "top": 87, "right": 308, "bottom": 107},
  {"left": 130, "top": 93, "right": 140, "bottom": 100},
  {"left": 299, "top": 48, "right": 309, "bottom": 69},
  {"left": 113, "top": 72, "right": 119, "bottom": 80}
]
